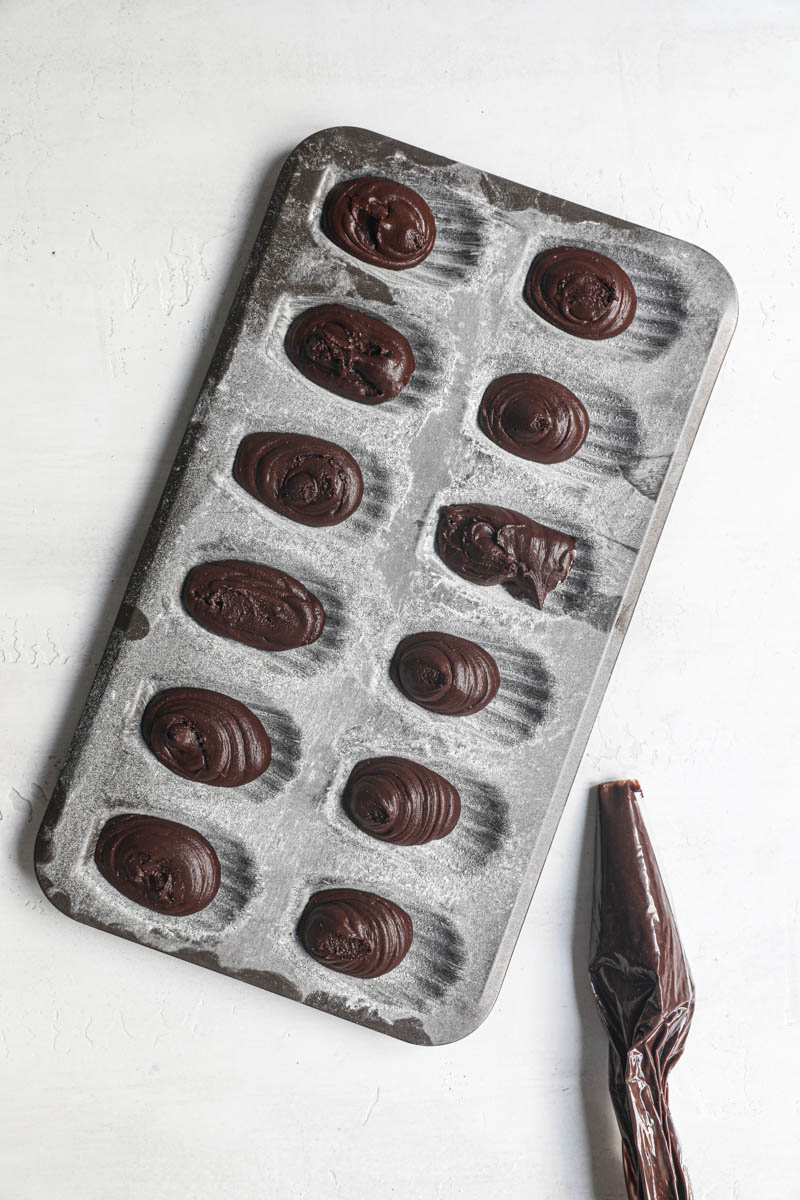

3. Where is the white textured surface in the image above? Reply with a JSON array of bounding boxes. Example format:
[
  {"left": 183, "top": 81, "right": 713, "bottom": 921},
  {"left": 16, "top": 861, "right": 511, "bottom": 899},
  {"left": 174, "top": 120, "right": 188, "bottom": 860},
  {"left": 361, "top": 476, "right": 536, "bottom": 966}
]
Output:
[{"left": 1, "top": 1, "right": 797, "bottom": 1197}]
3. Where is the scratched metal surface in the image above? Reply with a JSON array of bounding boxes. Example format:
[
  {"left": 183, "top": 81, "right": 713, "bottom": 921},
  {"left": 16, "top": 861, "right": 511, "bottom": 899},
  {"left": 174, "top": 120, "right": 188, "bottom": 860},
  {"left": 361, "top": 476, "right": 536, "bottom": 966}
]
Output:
[{"left": 33, "top": 127, "right": 737, "bottom": 1045}]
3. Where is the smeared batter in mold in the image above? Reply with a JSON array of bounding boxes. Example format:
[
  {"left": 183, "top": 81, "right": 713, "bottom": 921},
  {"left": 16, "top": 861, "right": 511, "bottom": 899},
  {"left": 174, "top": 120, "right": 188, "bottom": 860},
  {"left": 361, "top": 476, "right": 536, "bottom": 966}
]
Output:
[
  {"left": 322, "top": 175, "right": 436, "bottom": 270},
  {"left": 285, "top": 303, "right": 415, "bottom": 404},
  {"left": 183, "top": 560, "right": 325, "bottom": 651},
  {"left": 436, "top": 504, "right": 576, "bottom": 609}
]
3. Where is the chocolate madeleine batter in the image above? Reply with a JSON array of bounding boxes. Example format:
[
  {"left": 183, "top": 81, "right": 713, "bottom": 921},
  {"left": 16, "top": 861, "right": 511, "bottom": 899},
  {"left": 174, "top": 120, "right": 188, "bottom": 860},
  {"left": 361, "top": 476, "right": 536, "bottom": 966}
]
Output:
[
  {"left": 95, "top": 813, "right": 221, "bottom": 915},
  {"left": 343, "top": 756, "right": 461, "bottom": 845},
  {"left": 589, "top": 780, "right": 695, "bottom": 1200},
  {"left": 183, "top": 560, "right": 325, "bottom": 651},
  {"left": 479, "top": 373, "right": 589, "bottom": 464},
  {"left": 436, "top": 503, "right": 575, "bottom": 609},
  {"left": 141, "top": 686, "right": 271, "bottom": 786},
  {"left": 298, "top": 887, "right": 413, "bottom": 978},
  {"left": 390, "top": 630, "right": 499, "bottom": 716},
  {"left": 234, "top": 431, "right": 363, "bottom": 527},
  {"left": 525, "top": 246, "right": 636, "bottom": 339},
  {"left": 322, "top": 175, "right": 436, "bottom": 270},
  {"left": 285, "top": 303, "right": 414, "bottom": 404}
]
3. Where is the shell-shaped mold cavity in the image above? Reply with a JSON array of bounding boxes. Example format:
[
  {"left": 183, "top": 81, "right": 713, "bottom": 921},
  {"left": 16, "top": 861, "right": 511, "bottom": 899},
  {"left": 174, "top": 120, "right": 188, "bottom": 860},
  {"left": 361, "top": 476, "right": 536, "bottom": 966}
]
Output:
[
  {"left": 182, "top": 559, "right": 325, "bottom": 652},
  {"left": 407, "top": 186, "right": 493, "bottom": 287},
  {"left": 436, "top": 503, "right": 576, "bottom": 609},
  {"left": 607, "top": 245, "right": 688, "bottom": 361},
  {"left": 390, "top": 630, "right": 500, "bottom": 717},
  {"left": 322, "top": 175, "right": 436, "bottom": 271},
  {"left": 300, "top": 891, "right": 466, "bottom": 1009},
  {"left": 566, "top": 386, "right": 642, "bottom": 478},
  {"left": 141, "top": 686, "right": 272, "bottom": 787},
  {"left": 478, "top": 642, "right": 554, "bottom": 746},
  {"left": 524, "top": 245, "right": 637, "bottom": 340},
  {"left": 546, "top": 530, "right": 636, "bottom": 633},
  {"left": 233, "top": 431, "right": 364, "bottom": 527},
  {"left": 94, "top": 813, "right": 221, "bottom": 915},
  {"left": 298, "top": 887, "right": 413, "bottom": 978},
  {"left": 479, "top": 373, "right": 589, "bottom": 464},
  {"left": 343, "top": 756, "right": 461, "bottom": 845},
  {"left": 285, "top": 303, "right": 415, "bottom": 404}
]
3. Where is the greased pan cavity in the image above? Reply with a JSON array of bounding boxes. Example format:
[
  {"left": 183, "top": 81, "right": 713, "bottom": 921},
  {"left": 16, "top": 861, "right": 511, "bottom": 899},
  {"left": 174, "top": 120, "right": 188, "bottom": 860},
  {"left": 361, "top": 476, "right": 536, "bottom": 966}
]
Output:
[{"left": 35, "top": 127, "right": 737, "bottom": 1044}]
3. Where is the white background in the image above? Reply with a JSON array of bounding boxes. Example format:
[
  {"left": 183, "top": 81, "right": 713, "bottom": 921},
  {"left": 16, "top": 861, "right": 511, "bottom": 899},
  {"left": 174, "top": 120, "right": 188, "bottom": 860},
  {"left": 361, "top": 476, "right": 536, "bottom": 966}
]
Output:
[{"left": 2, "top": 2, "right": 798, "bottom": 1197}]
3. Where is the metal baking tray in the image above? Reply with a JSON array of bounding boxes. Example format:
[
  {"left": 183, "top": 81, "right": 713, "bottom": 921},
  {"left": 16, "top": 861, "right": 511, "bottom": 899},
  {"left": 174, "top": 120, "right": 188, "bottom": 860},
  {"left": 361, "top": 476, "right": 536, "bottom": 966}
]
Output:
[{"left": 34, "top": 126, "right": 737, "bottom": 1044}]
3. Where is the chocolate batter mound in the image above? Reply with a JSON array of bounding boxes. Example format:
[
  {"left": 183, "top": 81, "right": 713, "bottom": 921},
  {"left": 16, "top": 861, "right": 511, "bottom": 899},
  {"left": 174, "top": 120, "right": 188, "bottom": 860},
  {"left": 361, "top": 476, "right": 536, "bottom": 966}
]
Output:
[
  {"left": 479, "top": 373, "right": 589, "bottom": 464},
  {"left": 390, "top": 630, "right": 499, "bottom": 716},
  {"left": 524, "top": 246, "right": 636, "bottom": 339},
  {"left": 322, "top": 175, "right": 436, "bottom": 270},
  {"left": 343, "top": 756, "right": 461, "bottom": 845},
  {"left": 589, "top": 780, "right": 695, "bottom": 1200},
  {"left": 285, "top": 303, "right": 415, "bottom": 404},
  {"left": 298, "top": 887, "right": 413, "bottom": 978},
  {"left": 141, "top": 686, "right": 271, "bottom": 786},
  {"left": 234, "top": 431, "right": 363, "bottom": 527},
  {"left": 95, "top": 813, "right": 221, "bottom": 915},
  {"left": 436, "top": 504, "right": 576, "bottom": 609},
  {"left": 183, "top": 560, "right": 325, "bottom": 651}
]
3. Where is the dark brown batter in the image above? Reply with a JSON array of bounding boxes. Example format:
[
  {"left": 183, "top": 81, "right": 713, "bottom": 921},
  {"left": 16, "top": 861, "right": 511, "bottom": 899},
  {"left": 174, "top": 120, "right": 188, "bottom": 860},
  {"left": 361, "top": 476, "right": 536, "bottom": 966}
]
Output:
[
  {"left": 436, "top": 504, "right": 576, "bottom": 609},
  {"left": 298, "top": 887, "right": 413, "bottom": 978},
  {"left": 525, "top": 246, "right": 636, "bottom": 339},
  {"left": 141, "top": 686, "right": 271, "bottom": 786},
  {"left": 589, "top": 780, "right": 695, "bottom": 1200},
  {"left": 479, "top": 373, "right": 589, "bottom": 464},
  {"left": 183, "top": 560, "right": 325, "bottom": 651},
  {"left": 343, "top": 756, "right": 461, "bottom": 845},
  {"left": 285, "top": 303, "right": 415, "bottom": 404},
  {"left": 234, "top": 431, "right": 363, "bottom": 527},
  {"left": 95, "top": 813, "right": 221, "bottom": 915},
  {"left": 390, "top": 630, "right": 499, "bottom": 716},
  {"left": 322, "top": 175, "right": 436, "bottom": 270}
]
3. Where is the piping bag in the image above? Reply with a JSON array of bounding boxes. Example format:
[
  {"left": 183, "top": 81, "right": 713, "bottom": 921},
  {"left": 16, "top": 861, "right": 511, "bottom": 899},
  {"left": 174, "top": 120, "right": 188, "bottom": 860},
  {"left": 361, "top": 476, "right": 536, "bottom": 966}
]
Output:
[{"left": 589, "top": 780, "right": 695, "bottom": 1200}]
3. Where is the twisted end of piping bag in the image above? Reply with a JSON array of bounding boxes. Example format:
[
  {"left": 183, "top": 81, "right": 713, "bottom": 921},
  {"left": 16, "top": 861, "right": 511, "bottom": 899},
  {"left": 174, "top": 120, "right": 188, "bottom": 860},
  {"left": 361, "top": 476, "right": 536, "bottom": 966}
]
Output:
[{"left": 589, "top": 780, "right": 695, "bottom": 1200}]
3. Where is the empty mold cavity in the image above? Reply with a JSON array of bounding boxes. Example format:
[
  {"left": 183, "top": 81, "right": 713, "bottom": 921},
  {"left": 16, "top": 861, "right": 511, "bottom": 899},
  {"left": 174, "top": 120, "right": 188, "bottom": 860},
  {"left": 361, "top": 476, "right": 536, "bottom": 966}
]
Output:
[
  {"left": 617, "top": 246, "right": 689, "bottom": 361},
  {"left": 620, "top": 452, "right": 672, "bottom": 500},
  {"left": 565, "top": 386, "right": 642, "bottom": 478},
  {"left": 480, "top": 641, "right": 554, "bottom": 745},
  {"left": 546, "top": 528, "right": 637, "bottom": 633},
  {"left": 405, "top": 188, "right": 495, "bottom": 288}
]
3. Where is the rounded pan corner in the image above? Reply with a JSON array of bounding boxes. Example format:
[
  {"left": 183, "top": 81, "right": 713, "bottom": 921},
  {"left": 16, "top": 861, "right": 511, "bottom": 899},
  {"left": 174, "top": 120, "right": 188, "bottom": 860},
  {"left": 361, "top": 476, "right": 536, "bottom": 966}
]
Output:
[
  {"left": 33, "top": 853, "right": 74, "bottom": 921},
  {"left": 684, "top": 240, "right": 740, "bottom": 329},
  {"left": 425, "top": 988, "right": 502, "bottom": 1047},
  {"left": 283, "top": 125, "right": 381, "bottom": 165},
  {"left": 32, "top": 780, "right": 79, "bottom": 917}
]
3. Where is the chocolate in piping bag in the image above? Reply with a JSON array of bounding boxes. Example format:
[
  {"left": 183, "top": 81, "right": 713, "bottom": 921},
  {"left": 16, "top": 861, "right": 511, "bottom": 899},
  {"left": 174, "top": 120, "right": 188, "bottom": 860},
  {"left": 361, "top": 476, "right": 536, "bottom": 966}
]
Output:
[{"left": 589, "top": 780, "right": 695, "bottom": 1200}]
